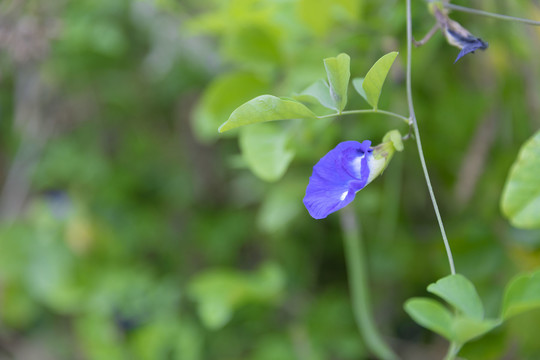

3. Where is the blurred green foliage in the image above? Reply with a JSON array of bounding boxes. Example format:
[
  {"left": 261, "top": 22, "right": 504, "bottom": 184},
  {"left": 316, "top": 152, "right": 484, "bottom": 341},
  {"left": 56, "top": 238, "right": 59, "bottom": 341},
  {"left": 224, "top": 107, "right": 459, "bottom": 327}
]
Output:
[{"left": 0, "top": 0, "right": 540, "bottom": 359}]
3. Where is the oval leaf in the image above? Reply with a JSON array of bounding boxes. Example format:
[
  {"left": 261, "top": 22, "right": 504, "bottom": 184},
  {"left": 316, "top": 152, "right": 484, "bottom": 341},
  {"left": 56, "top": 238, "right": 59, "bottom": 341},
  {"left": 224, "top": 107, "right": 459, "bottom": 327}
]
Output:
[
  {"left": 296, "top": 79, "right": 336, "bottom": 110},
  {"left": 362, "top": 51, "right": 398, "bottom": 110},
  {"left": 404, "top": 298, "right": 454, "bottom": 341},
  {"left": 239, "top": 123, "right": 295, "bottom": 182},
  {"left": 219, "top": 95, "right": 317, "bottom": 133},
  {"left": 501, "top": 269, "right": 540, "bottom": 320},
  {"left": 323, "top": 53, "right": 350, "bottom": 112},
  {"left": 427, "top": 274, "right": 484, "bottom": 320},
  {"left": 501, "top": 130, "right": 540, "bottom": 229}
]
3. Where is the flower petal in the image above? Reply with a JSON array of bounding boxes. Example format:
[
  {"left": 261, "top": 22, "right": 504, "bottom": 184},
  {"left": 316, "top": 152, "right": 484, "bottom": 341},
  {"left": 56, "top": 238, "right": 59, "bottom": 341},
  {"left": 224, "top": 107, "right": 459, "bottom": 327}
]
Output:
[
  {"left": 454, "top": 38, "right": 488, "bottom": 63},
  {"left": 303, "top": 141, "right": 372, "bottom": 219}
]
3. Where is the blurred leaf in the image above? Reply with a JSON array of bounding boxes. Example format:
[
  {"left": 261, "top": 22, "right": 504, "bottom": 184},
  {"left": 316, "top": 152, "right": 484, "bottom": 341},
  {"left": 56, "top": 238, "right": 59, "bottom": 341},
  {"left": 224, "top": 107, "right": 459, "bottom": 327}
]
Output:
[
  {"left": 501, "top": 130, "right": 540, "bottom": 229},
  {"left": 251, "top": 334, "right": 297, "bottom": 360},
  {"left": 298, "top": 0, "right": 333, "bottom": 36},
  {"left": 323, "top": 53, "right": 350, "bottom": 112},
  {"left": 239, "top": 123, "right": 295, "bottom": 182},
  {"left": 197, "top": 298, "right": 233, "bottom": 330},
  {"left": 404, "top": 298, "right": 454, "bottom": 340},
  {"left": 132, "top": 320, "right": 202, "bottom": 360},
  {"left": 298, "top": 0, "right": 332, "bottom": 35},
  {"left": 188, "top": 263, "right": 285, "bottom": 329},
  {"left": 175, "top": 320, "right": 203, "bottom": 360},
  {"left": 76, "top": 315, "right": 126, "bottom": 360},
  {"left": 298, "top": 0, "right": 360, "bottom": 36},
  {"left": 427, "top": 274, "right": 484, "bottom": 320},
  {"left": 501, "top": 269, "right": 540, "bottom": 320},
  {"left": 192, "top": 72, "right": 267, "bottom": 143},
  {"left": 257, "top": 180, "right": 304, "bottom": 233},
  {"left": 358, "top": 52, "right": 398, "bottom": 109},
  {"left": 219, "top": 95, "right": 316, "bottom": 132},
  {"left": 0, "top": 282, "right": 40, "bottom": 329},
  {"left": 188, "top": 0, "right": 282, "bottom": 68},
  {"left": 296, "top": 79, "right": 336, "bottom": 111},
  {"left": 223, "top": 24, "right": 282, "bottom": 67}
]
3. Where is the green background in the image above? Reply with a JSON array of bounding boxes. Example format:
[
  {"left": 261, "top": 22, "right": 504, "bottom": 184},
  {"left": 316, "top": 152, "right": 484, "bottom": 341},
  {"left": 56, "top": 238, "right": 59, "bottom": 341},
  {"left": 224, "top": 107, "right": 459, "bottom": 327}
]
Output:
[{"left": 0, "top": 0, "right": 539, "bottom": 358}]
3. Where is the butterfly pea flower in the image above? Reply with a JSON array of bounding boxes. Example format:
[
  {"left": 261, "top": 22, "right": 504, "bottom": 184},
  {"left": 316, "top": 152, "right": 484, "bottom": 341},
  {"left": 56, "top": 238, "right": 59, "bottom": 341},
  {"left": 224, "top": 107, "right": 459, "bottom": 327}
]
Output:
[
  {"left": 432, "top": 6, "right": 488, "bottom": 63},
  {"left": 304, "top": 133, "right": 401, "bottom": 219}
]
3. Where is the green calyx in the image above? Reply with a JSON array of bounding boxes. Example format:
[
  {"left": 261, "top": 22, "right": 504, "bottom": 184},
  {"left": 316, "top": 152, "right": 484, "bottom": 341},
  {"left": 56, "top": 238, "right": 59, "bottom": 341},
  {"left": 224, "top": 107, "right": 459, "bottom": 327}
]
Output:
[{"left": 367, "top": 130, "right": 403, "bottom": 183}]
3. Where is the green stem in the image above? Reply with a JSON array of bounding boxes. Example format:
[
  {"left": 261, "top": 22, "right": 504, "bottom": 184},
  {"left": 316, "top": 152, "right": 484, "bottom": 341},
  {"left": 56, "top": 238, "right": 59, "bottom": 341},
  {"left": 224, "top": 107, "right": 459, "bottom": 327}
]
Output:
[
  {"left": 443, "top": 342, "right": 462, "bottom": 360},
  {"left": 317, "top": 109, "right": 410, "bottom": 124},
  {"left": 444, "top": 3, "right": 540, "bottom": 26},
  {"left": 339, "top": 208, "right": 399, "bottom": 360},
  {"left": 406, "top": 0, "right": 456, "bottom": 275}
]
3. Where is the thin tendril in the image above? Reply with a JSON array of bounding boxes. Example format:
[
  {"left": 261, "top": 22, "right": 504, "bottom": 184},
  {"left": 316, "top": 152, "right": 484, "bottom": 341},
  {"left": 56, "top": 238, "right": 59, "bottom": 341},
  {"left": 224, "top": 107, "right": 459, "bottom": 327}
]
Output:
[
  {"left": 407, "top": 0, "right": 456, "bottom": 275},
  {"left": 444, "top": 3, "right": 540, "bottom": 26}
]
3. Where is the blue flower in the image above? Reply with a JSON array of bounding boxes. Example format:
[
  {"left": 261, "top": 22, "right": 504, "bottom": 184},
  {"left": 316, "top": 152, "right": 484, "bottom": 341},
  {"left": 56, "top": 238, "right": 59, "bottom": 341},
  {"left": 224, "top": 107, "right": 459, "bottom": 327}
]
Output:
[
  {"left": 432, "top": 7, "right": 488, "bottom": 63},
  {"left": 303, "top": 131, "right": 403, "bottom": 219},
  {"left": 452, "top": 36, "right": 488, "bottom": 63},
  {"left": 303, "top": 140, "right": 382, "bottom": 219}
]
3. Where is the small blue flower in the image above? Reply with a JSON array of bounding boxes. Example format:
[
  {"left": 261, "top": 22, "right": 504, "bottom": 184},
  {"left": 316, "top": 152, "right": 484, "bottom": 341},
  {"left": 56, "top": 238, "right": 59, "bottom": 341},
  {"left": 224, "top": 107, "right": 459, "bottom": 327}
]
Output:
[
  {"left": 432, "top": 7, "right": 488, "bottom": 63},
  {"left": 303, "top": 140, "right": 378, "bottom": 219},
  {"left": 449, "top": 30, "right": 488, "bottom": 63}
]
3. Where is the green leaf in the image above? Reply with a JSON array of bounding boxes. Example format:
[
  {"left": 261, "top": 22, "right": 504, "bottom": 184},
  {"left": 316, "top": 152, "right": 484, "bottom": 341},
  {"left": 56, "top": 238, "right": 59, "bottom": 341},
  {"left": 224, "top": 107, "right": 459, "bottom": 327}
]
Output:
[
  {"left": 296, "top": 79, "right": 336, "bottom": 110},
  {"left": 501, "top": 130, "right": 540, "bottom": 229},
  {"left": 192, "top": 72, "right": 267, "bottom": 143},
  {"left": 352, "top": 77, "right": 368, "bottom": 104},
  {"left": 405, "top": 298, "right": 501, "bottom": 344},
  {"left": 257, "top": 180, "right": 304, "bottom": 233},
  {"left": 452, "top": 316, "right": 501, "bottom": 344},
  {"left": 361, "top": 52, "right": 398, "bottom": 110},
  {"left": 427, "top": 274, "right": 484, "bottom": 320},
  {"left": 501, "top": 269, "right": 540, "bottom": 320},
  {"left": 219, "top": 95, "right": 317, "bottom": 133},
  {"left": 323, "top": 53, "right": 350, "bottom": 112},
  {"left": 239, "top": 123, "right": 295, "bottom": 182},
  {"left": 197, "top": 298, "right": 233, "bottom": 330},
  {"left": 404, "top": 298, "right": 454, "bottom": 340},
  {"left": 188, "top": 263, "right": 285, "bottom": 329}
]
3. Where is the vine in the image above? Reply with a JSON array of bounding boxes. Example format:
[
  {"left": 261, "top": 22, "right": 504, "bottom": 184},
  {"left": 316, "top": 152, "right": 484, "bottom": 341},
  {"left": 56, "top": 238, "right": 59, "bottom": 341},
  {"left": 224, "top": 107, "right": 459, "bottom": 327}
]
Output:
[{"left": 218, "top": 1, "right": 540, "bottom": 359}]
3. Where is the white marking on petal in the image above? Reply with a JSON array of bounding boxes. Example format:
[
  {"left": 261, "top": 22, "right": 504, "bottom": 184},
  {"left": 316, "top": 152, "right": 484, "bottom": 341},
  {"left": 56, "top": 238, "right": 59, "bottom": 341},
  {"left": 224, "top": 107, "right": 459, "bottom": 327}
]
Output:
[
  {"left": 351, "top": 155, "right": 365, "bottom": 178},
  {"left": 340, "top": 191, "right": 348, "bottom": 201}
]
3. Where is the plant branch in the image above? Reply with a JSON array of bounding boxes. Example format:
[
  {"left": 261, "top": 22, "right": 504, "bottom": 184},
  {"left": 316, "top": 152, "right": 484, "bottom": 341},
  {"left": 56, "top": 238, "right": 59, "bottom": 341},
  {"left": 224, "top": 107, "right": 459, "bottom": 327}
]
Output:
[
  {"left": 444, "top": 3, "right": 540, "bottom": 26},
  {"left": 340, "top": 208, "right": 399, "bottom": 360},
  {"left": 317, "top": 109, "right": 410, "bottom": 123},
  {"left": 406, "top": 0, "right": 456, "bottom": 275},
  {"left": 413, "top": 23, "right": 439, "bottom": 46}
]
